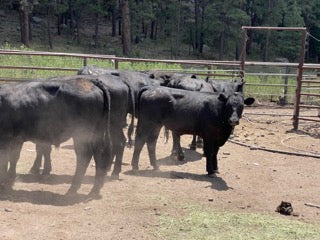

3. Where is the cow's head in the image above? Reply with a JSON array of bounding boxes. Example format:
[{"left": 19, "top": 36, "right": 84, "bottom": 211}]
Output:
[{"left": 218, "top": 92, "right": 255, "bottom": 127}]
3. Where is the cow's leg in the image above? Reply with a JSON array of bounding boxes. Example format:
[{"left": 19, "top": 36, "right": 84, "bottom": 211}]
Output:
[
  {"left": 131, "top": 123, "right": 149, "bottom": 171},
  {"left": 111, "top": 128, "right": 126, "bottom": 178},
  {"left": 90, "top": 143, "right": 109, "bottom": 198},
  {"left": 196, "top": 136, "right": 203, "bottom": 148},
  {"left": 106, "top": 152, "right": 115, "bottom": 172},
  {"left": 170, "top": 132, "right": 184, "bottom": 161},
  {"left": 42, "top": 144, "right": 52, "bottom": 175},
  {"left": 66, "top": 139, "right": 92, "bottom": 195},
  {"left": 29, "top": 144, "right": 43, "bottom": 174},
  {"left": 203, "top": 139, "right": 219, "bottom": 177},
  {"left": 189, "top": 135, "right": 197, "bottom": 150},
  {"left": 146, "top": 126, "right": 162, "bottom": 170},
  {"left": 0, "top": 148, "right": 9, "bottom": 190},
  {"left": 171, "top": 131, "right": 179, "bottom": 158},
  {"left": 7, "top": 141, "right": 23, "bottom": 187}
]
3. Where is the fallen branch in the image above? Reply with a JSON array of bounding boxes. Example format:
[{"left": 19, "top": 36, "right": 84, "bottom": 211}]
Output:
[
  {"left": 305, "top": 203, "right": 320, "bottom": 209},
  {"left": 228, "top": 139, "right": 320, "bottom": 159}
]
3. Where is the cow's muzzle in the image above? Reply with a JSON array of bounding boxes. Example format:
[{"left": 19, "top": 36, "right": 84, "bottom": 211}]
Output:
[{"left": 229, "top": 120, "right": 239, "bottom": 127}]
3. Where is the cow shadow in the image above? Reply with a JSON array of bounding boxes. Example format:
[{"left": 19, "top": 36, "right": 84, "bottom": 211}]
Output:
[
  {"left": 0, "top": 173, "right": 119, "bottom": 206},
  {"left": 0, "top": 189, "right": 88, "bottom": 206},
  {"left": 16, "top": 173, "right": 93, "bottom": 185},
  {"left": 124, "top": 169, "right": 230, "bottom": 191},
  {"left": 157, "top": 148, "right": 203, "bottom": 166},
  {"left": 16, "top": 173, "right": 115, "bottom": 185}
]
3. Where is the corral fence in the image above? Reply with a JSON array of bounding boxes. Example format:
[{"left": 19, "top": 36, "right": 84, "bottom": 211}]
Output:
[
  {"left": 240, "top": 26, "right": 320, "bottom": 129},
  {"left": 0, "top": 27, "right": 319, "bottom": 129}
]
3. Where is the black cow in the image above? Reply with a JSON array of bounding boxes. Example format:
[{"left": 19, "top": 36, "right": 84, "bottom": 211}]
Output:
[
  {"left": 161, "top": 73, "right": 245, "bottom": 160},
  {"left": 78, "top": 66, "right": 167, "bottom": 111},
  {"left": 131, "top": 86, "right": 254, "bottom": 176},
  {"left": 0, "top": 78, "right": 112, "bottom": 196},
  {"left": 29, "top": 74, "right": 135, "bottom": 179},
  {"left": 29, "top": 66, "right": 164, "bottom": 178}
]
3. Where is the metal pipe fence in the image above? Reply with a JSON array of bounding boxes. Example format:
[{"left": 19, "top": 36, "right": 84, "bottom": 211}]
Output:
[{"left": 0, "top": 48, "right": 319, "bottom": 128}]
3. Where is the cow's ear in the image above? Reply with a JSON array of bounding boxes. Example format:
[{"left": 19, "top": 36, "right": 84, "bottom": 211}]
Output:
[
  {"left": 244, "top": 97, "right": 255, "bottom": 105},
  {"left": 191, "top": 74, "right": 197, "bottom": 79},
  {"left": 218, "top": 93, "right": 228, "bottom": 102}
]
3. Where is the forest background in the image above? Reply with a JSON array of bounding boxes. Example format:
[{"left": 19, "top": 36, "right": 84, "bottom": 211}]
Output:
[{"left": 0, "top": 0, "right": 320, "bottom": 63}]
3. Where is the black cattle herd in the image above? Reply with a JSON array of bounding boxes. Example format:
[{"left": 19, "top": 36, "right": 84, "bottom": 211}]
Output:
[{"left": 0, "top": 66, "right": 254, "bottom": 198}]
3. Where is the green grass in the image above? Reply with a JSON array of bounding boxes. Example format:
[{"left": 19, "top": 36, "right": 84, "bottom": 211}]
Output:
[
  {"left": 155, "top": 205, "right": 320, "bottom": 240},
  {"left": 0, "top": 45, "right": 319, "bottom": 104}
]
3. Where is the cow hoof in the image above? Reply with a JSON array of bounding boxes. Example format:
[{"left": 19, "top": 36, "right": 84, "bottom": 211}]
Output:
[
  {"left": 87, "top": 190, "right": 102, "bottom": 200},
  {"left": 65, "top": 188, "right": 78, "bottom": 196},
  {"left": 110, "top": 173, "right": 120, "bottom": 180},
  {"left": 42, "top": 170, "right": 51, "bottom": 176},
  {"left": 208, "top": 173, "right": 216, "bottom": 178},
  {"left": 152, "top": 165, "right": 160, "bottom": 171},
  {"left": 170, "top": 154, "right": 178, "bottom": 161},
  {"left": 131, "top": 168, "right": 139, "bottom": 175},
  {"left": 29, "top": 168, "right": 40, "bottom": 175}
]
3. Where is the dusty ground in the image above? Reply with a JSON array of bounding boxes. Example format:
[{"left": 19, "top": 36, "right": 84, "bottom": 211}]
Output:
[{"left": 0, "top": 106, "right": 319, "bottom": 239}]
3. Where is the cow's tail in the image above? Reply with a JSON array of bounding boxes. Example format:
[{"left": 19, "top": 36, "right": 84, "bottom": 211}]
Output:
[
  {"left": 123, "top": 81, "right": 135, "bottom": 148},
  {"left": 136, "top": 86, "right": 150, "bottom": 119},
  {"left": 92, "top": 79, "right": 112, "bottom": 163}
]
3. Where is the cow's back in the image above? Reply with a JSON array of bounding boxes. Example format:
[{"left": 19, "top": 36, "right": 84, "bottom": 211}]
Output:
[{"left": 0, "top": 79, "right": 105, "bottom": 145}]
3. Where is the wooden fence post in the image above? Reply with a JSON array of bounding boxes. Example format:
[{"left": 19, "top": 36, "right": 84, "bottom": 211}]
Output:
[
  {"left": 114, "top": 59, "right": 119, "bottom": 70},
  {"left": 283, "top": 66, "right": 289, "bottom": 105},
  {"left": 293, "top": 30, "right": 307, "bottom": 130}
]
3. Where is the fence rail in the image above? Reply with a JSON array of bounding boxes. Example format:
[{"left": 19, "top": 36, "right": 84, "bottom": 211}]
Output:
[{"left": 0, "top": 48, "right": 319, "bottom": 128}]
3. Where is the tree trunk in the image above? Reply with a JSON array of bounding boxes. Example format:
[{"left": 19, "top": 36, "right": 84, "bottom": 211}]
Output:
[
  {"left": 118, "top": 0, "right": 121, "bottom": 36},
  {"left": 247, "top": 13, "right": 256, "bottom": 54},
  {"left": 94, "top": 12, "right": 99, "bottom": 48},
  {"left": 199, "top": 0, "right": 206, "bottom": 54},
  {"left": 56, "top": 0, "right": 62, "bottom": 35},
  {"left": 150, "top": 20, "right": 155, "bottom": 39},
  {"left": 154, "top": 21, "right": 158, "bottom": 40},
  {"left": 57, "top": 14, "right": 61, "bottom": 35},
  {"left": 144, "top": 24, "right": 148, "bottom": 39},
  {"left": 22, "top": 9, "right": 29, "bottom": 47},
  {"left": 47, "top": 5, "right": 53, "bottom": 49},
  {"left": 19, "top": 10, "right": 24, "bottom": 43},
  {"left": 121, "top": 0, "right": 131, "bottom": 55},
  {"left": 174, "top": 0, "right": 182, "bottom": 58},
  {"left": 194, "top": 0, "right": 200, "bottom": 51},
  {"left": 219, "top": 32, "right": 225, "bottom": 60},
  {"left": 19, "top": 0, "right": 32, "bottom": 47},
  {"left": 68, "top": 0, "right": 74, "bottom": 29},
  {"left": 263, "top": 30, "right": 270, "bottom": 61},
  {"left": 111, "top": 5, "right": 116, "bottom": 37},
  {"left": 29, "top": 15, "right": 32, "bottom": 41}
]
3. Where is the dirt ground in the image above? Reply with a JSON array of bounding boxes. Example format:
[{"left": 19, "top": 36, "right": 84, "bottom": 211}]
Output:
[{"left": 0, "top": 106, "right": 319, "bottom": 240}]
